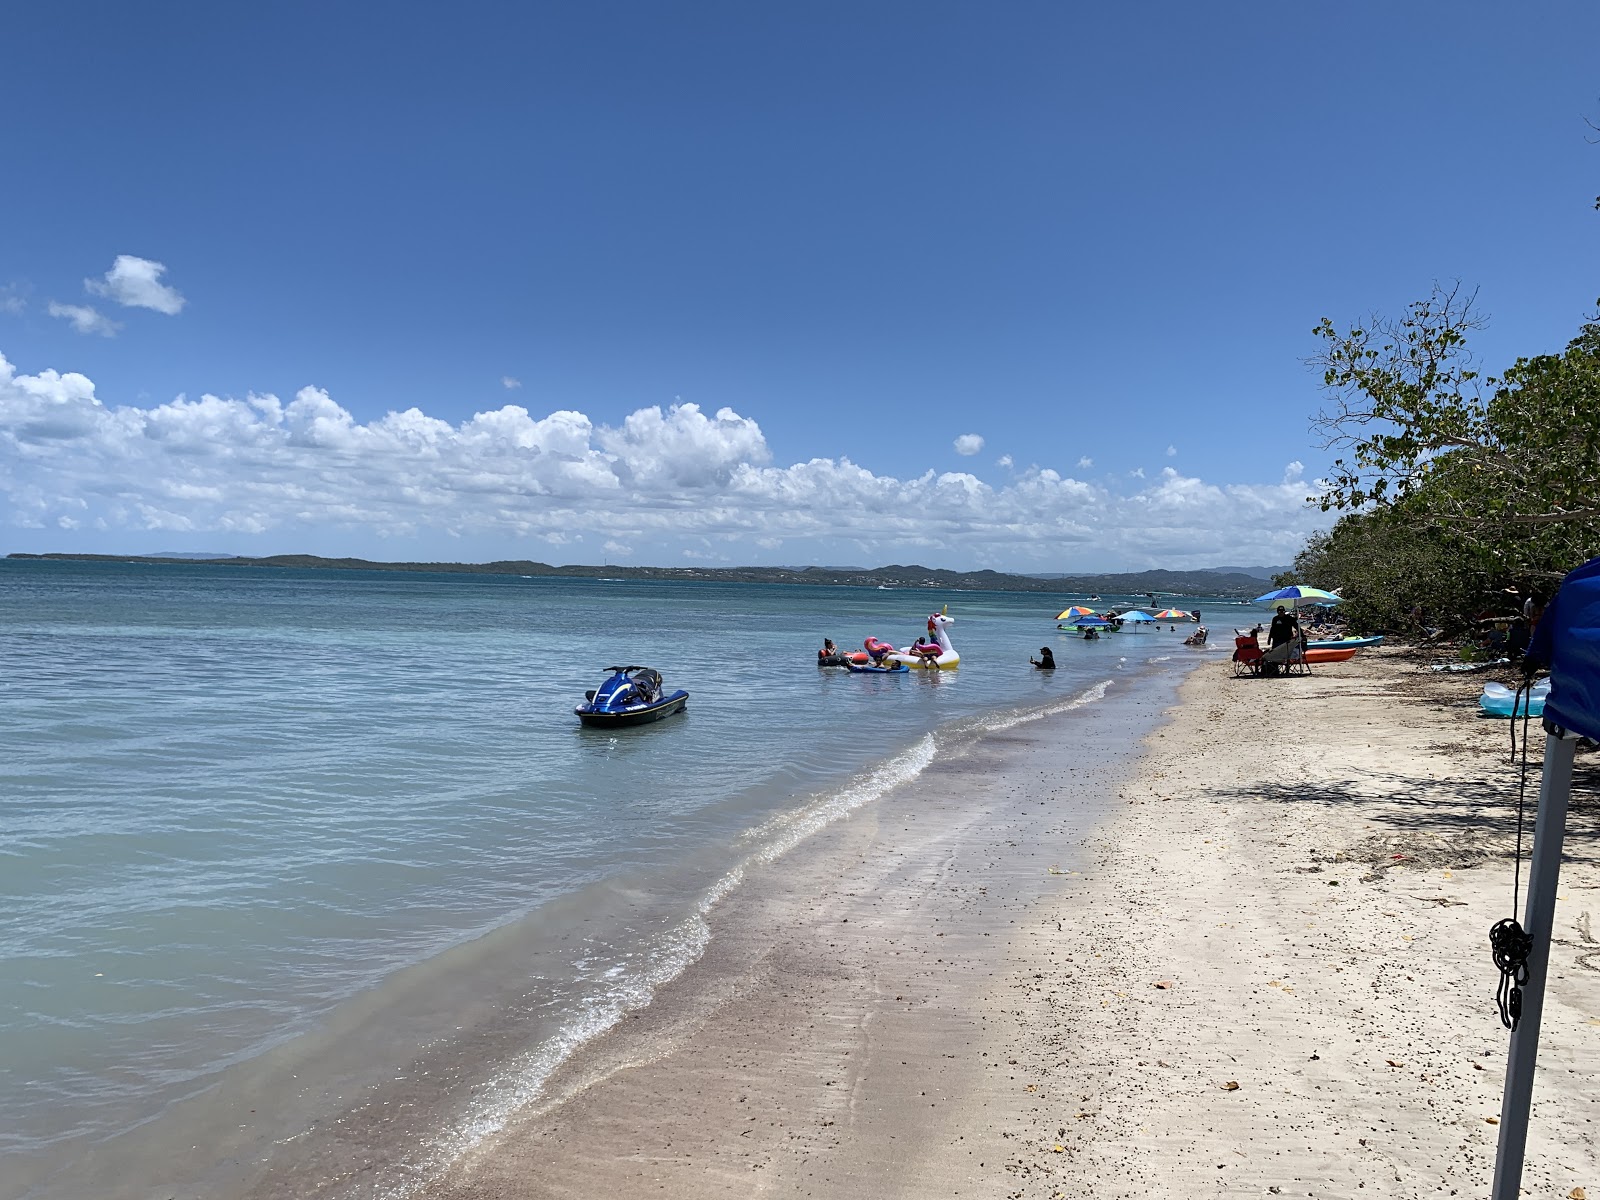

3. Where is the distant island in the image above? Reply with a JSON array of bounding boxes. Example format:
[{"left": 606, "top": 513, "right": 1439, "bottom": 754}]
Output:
[{"left": 5, "top": 553, "right": 1275, "bottom": 597}]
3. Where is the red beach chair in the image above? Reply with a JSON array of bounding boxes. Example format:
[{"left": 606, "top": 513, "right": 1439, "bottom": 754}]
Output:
[{"left": 1232, "top": 630, "right": 1263, "bottom": 677}]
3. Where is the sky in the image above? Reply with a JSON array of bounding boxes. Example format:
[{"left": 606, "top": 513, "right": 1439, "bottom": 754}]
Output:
[{"left": 1, "top": 2, "right": 1597, "bottom": 572}]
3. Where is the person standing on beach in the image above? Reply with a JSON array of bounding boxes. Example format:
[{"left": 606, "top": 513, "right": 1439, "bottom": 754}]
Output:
[{"left": 1267, "top": 605, "right": 1299, "bottom": 649}]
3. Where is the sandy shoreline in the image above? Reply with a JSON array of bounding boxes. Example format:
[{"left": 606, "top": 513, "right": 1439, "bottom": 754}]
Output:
[{"left": 405, "top": 651, "right": 1597, "bottom": 1199}]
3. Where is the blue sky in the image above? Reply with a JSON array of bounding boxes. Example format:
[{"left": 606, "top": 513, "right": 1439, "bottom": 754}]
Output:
[{"left": 2, "top": 2, "right": 1597, "bottom": 570}]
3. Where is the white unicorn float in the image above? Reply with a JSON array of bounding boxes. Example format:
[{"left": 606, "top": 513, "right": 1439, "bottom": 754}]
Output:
[{"left": 890, "top": 608, "right": 960, "bottom": 670}]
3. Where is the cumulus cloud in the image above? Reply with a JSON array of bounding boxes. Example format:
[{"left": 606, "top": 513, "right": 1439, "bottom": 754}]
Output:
[
  {"left": 85, "top": 255, "right": 185, "bottom": 315},
  {"left": 1129, "top": 467, "right": 1145, "bottom": 479},
  {"left": 953, "top": 433, "right": 984, "bottom": 456},
  {"left": 501, "top": 376, "right": 521, "bottom": 390},
  {"left": 47, "top": 302, "right": 122, "bottom": 337},
  {"left": 1077, "top": 456, "right": 1093, "bottom": 468},
  {"left": 996, "top": 454, "right": 1013, "bottom": 468},
  {"left": 0, "top": 349, "right": 1331, "bottom": 568},
  {"left": 1166, "top": 444, "right": 1177, "bottom": 456}
]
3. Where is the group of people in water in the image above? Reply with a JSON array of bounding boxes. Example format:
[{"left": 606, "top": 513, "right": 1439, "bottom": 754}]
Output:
[
  {"left": 817, "top": 610, "right": 1208, "bottom": 674},
  {"left": 817, "top": 633, "right": 941, "bottom": 667}
]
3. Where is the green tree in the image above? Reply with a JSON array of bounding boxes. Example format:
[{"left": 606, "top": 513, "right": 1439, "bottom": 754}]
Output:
[
  {"left": 1309, "top": 286, "right": 1600, "bottom": 580},
  {"left": 1277, "top": 507, "right": 1493, "bottom": 633}
]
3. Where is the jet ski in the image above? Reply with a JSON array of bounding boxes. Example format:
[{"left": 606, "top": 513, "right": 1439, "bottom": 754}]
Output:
[{"left": 575, "top": 666, "right": 688, "bottom": 728}]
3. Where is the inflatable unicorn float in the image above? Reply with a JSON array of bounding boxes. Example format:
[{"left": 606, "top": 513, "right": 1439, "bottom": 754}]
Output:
[{"left": 882, "top": 608, "right": 960, "bottom": 670}]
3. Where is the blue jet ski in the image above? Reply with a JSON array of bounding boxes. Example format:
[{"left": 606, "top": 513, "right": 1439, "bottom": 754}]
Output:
[{"left": 575, "top": 666, "right": 688, "bottom": 728}]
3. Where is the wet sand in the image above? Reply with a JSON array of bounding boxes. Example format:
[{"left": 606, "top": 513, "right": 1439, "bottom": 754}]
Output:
[{"left": 414, "top": 652, "right": 1598, "bottom": 1199}]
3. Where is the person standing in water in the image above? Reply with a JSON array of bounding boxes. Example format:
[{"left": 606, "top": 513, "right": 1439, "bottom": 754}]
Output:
[{"left": 1030, "top": 646, "right": 1056, "bottom": 669}]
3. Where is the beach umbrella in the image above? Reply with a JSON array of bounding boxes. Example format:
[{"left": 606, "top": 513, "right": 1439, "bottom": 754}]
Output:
[
  {"left": 1056, "top": 606, "right": 1095, "bottom": 620},
  {"left": 1117, "top": 610, "right": 1156, "bottom": 633},
  {"left": 1153, "top": 608, "right": 1191, "bottom": 620},
  {"left": 1067, "top": 616, "right": 1112, "bottom": 628},
  {"left": 1255, "top": 585, "right": 1342, "bottom": 606}
]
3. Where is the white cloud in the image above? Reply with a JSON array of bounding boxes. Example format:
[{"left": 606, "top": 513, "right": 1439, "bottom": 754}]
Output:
[
  {"left": 85, "top": 255, "right": 185, "bottom": 315},
  {"left": 0, "top": 286, "right": 24, "bottom": 315},
  {"left": 501, "top": 376, "right": 522, "bottom": 390},
  {"left": 0, "top": 349, "right": 1332, "bottom": 569},
  {"left": 1166, "top": 445, "right": 1177, "bottom": 457},
  {"left": 996, "top": 454, "right": 1013, "bottom": 468},
  {"left": 1129, "top": 467, "right": 1145, "bottom": 479},
  {"left": 47, "top": 302, "right": 122, "bottom": 337},
  {"left": 953, "top": 433, "right": 984, "bottom": 456},
  {"left": 1077, "top": 456, "right": 1093, "bottom": 468}
]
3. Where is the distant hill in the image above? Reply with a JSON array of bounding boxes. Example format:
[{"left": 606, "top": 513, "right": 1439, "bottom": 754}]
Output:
[
  {"left": 5, "top": 553, "right": 1275, "bottom": 598},
  {"left": 148, "top": 551, "right": 236, "bottom": 560},
  {"left": 1198, "top": 565, "right": 1288, "bottom": 580}
]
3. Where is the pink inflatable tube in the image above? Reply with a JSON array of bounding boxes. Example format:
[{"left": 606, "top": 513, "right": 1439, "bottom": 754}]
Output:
[{"left": 863, "top": 636, "right": 896, "bottom": 657}]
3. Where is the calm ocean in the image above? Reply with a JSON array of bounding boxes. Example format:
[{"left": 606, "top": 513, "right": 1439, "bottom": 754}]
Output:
[{"left": 0, "top": 559, "right": 1254, "bottom": 1196}]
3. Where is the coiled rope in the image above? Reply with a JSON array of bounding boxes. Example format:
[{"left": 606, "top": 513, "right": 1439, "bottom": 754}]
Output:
[{"left": 1489, "top": 677, "right": 1537, "bottom": 1030}]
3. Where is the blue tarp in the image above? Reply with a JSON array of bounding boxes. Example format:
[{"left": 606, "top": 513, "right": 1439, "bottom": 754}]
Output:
[{"left": 1527, "top": 555, "right": 1600, "bottom": 742}]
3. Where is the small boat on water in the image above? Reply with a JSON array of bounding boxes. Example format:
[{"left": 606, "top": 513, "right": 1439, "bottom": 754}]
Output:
[{"left": 575, "top": 666, "right": 688, "bottom": 728}]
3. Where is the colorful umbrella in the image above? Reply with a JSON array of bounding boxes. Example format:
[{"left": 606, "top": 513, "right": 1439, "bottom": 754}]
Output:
[
  {"left": 1056, "top": 606, "right": 1096, "bottom": 620},
  {"left": 1153, "top": 608, "right": 1191, "bottom": 620},
  {"left": 1255, "top": 585, "right": 1342, "bottom": 606}
]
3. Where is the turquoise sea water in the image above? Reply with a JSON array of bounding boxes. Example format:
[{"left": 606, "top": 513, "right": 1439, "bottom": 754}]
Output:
[{"left": 0, "top": 559, "right": 1256, "bottom": 1194}]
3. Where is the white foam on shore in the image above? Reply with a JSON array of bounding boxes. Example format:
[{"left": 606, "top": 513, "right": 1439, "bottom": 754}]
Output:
[
  {"left": 379, "top": 733, "right": 941, "bottom": 1198},
  {"left": 377, "top": 680, "right": 1135, "bottom": 1196},
  {"left": 973, "top": 678, "right": 1113, "bottom": 734}
]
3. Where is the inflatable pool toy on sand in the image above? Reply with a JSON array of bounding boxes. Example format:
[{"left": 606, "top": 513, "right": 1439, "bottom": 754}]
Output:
[
  {"left": 1306, "top": 635, "right": 1385, "bottom": 650},
  {"left": 1479, "top": 679, "right": 1549, "bottom": 718},
  {"left": 890, "top": 610, "right": 960, "bottom": 670}
]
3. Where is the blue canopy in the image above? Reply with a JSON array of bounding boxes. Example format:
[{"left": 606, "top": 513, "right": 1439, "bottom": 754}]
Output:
[
  {"left": 1527, "top": 556, "right": 1600, "bottom": 742},
  {"left": 1117, "top": 610, "right": 1156, "bottom": 623},
  {"left": 1068, "top": 615, "right": 1113, "bottom": 627}
]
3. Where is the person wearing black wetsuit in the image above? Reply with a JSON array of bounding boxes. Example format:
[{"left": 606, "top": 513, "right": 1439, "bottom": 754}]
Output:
[{"left": 1267, "top": 606, "right": 1299, "bottom": 649}]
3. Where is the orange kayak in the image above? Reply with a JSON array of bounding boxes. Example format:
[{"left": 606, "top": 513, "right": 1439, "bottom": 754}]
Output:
[{"left": 1303, "top": 647, "right": 1357, "bottom": 663}]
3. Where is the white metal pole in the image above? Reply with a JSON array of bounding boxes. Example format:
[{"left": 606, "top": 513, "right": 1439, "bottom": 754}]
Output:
[{"left": 1491, "top": 728, "right": 1576, "bottom": 1200}]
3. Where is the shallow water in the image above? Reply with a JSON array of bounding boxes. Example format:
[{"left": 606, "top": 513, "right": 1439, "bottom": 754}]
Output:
[{"left": 0, "top": 559, "right": 1253, "bottom": 1195}]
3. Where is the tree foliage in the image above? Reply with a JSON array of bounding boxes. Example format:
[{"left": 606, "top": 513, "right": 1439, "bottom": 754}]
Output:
[
  {"left": 1277, "top": 508, "right": 1508, "bottom": 633},
  {"left": 1311, "top": 284, "right": 1600, "bottom": 544},
  {"left": 1287, "top": 290, "right": 1600, "bottom": 631}
]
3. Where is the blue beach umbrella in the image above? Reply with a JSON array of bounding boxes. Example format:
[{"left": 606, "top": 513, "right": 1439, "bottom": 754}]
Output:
[
  {"left": 1067, "top": 616, "right": 1113, "bottom": 628},
  {"left": 1115, "top": 610, "right": 1156, "bottom": 633},
  {"left": 1255, "top": 585, "right": 1342, "bottom": 606}
]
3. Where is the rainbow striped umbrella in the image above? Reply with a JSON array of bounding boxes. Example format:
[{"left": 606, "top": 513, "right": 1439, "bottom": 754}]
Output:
[{"left": 1056, "top": 606, "right": 1096, "bottom": 620}]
